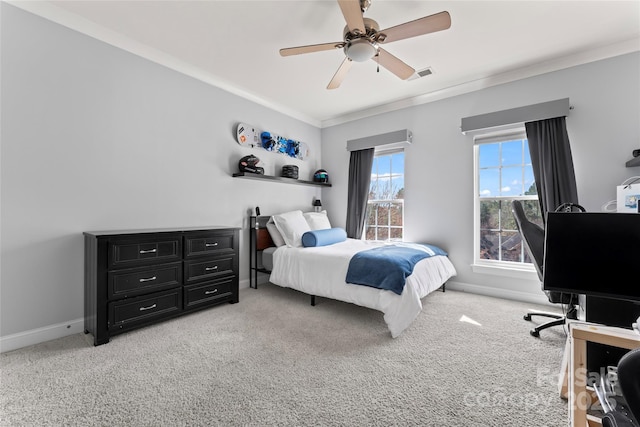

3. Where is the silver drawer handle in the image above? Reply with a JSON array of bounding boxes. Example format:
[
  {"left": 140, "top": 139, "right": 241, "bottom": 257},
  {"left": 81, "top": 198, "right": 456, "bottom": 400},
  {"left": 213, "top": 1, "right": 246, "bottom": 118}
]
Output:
[
  {"left": 205, "top": 266, "right": 218, "bottom": 271},
  {"left": 139, "top": 304, "right": 157, "bottom": 311},
  {"left": 205, "top": 289, "right": 218, "bottom": 295},
  {"left": 139, "top": 276, "right": 157, "bottom": 283},
  {"left": 139, "top": 249, "right": 157, "bottom": 254},
  {"left": 205, "top": 242, "right": 218, "bottom": 247}
]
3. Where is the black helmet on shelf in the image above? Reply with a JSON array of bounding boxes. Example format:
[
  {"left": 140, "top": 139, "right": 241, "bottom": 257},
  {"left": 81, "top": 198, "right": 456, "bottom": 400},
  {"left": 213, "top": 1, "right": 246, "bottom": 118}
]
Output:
[
  {"left": 313, "top": 169, "right": 329, "bottom": 183},
  {"left": 238, "top": 154, "right": 264, "bottom": 174}
]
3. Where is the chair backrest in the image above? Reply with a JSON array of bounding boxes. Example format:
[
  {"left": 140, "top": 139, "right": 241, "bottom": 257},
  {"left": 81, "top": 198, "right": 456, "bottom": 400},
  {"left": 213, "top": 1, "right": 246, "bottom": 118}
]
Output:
[
  {"left": 512, "top": 200, "right": 584, "bottom": 305},
  {"left": 618, "top": 347, "right": 640, "bottom": 423},
  {"left": 511, "top": 200, "right": 545, "bottom": 281}
]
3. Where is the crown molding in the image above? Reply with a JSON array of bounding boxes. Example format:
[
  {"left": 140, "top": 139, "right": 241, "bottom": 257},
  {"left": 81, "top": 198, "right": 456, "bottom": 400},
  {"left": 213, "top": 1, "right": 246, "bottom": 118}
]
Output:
[
  {"left": 6, "top": 0, "right": 322, "bottom": 128},
  {"left": 7, "top": 1, "right": 639, "bottom": 130},
  {"left": 320, "top": 38, "right": 639, "bottom": 128}
]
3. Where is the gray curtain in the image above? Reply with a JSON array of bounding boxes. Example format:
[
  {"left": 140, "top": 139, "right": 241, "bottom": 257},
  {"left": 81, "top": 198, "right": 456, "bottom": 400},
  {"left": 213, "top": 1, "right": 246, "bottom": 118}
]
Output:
[
  {"left": 525, "top": 116, "right": 579, "bottom": 220},
  {"left": 346, "top": 148, "right": 375, "bottom": 239}
]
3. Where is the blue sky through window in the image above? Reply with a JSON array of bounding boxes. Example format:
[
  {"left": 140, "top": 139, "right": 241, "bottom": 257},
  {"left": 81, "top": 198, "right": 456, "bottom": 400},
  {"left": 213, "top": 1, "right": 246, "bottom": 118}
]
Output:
[
  {"left": 370, "top": 152, "right": 404, "bottom": 199},
  {"left": 478, "top": 139, "right": 534, "bottom": 197}
]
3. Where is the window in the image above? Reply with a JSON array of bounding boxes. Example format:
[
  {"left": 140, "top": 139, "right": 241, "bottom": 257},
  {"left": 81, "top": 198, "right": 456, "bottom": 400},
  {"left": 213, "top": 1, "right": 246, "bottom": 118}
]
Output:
[
  {"left": 365, "top": 149, "right": 404, "bottom": 241},
  {"left": 474, "top": 132, "right": 541, "bottom": 268}
]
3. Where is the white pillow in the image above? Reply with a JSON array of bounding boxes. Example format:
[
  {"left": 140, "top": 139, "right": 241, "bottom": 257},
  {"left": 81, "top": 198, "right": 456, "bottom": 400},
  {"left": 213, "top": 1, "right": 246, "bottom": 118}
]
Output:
[
  {"left": 266, "top": 218, "right": 286, "bottom": 247},
  {"left": 272, "top": 210, "right": 311, "bottom": 247},
  {"left": 303, "top": 210, "right": 332, "bottom": 230}
]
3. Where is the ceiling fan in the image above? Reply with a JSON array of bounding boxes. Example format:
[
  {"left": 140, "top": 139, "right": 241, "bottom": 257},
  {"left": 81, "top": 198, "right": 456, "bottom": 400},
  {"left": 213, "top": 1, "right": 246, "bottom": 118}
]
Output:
[{"left": 279, "top": 0, "right": 451, "bottom": 89}]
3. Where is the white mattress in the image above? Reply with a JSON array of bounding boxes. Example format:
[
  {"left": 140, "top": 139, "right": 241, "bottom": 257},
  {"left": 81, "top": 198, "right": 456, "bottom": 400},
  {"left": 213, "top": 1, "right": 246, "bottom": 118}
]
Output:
[{"left": 268, "top": 239, "right": 457, "bottom": 338}]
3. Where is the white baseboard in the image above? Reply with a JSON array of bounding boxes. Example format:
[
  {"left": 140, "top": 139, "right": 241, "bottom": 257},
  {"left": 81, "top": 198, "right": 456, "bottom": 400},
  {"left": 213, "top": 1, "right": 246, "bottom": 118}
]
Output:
[
  {"left": 1, "top": 280, "right": 549, "bottom": 353},
  {"left": 239, "top": 278, "right": 251, "bottom": 289},
  {"left": 242, "top": 277, "right": 550, "bottom": 305},
  {"left": 446, "top": 280, "right": 554, "bottom": 306},
  {"left": 239, "top": 276, "right": 270, "bottom": 290},
  {"left": 0, "top": 318, "right": 84, "bottom": 353},
  {"left": 2, "top": 280, "right": 257, "bottom": 352}
]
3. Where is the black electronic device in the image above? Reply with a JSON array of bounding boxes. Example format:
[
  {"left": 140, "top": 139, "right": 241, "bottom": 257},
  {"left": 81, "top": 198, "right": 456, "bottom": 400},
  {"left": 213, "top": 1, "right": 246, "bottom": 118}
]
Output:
[
  {"left": 282, "top": 165, "right": 299, "bottom": 179},
  {"left": 543, "top": 212, "right": 640, "bottom": 303},
  {"left": 255, "top": 206, "right": 261, "bottom": 216}
]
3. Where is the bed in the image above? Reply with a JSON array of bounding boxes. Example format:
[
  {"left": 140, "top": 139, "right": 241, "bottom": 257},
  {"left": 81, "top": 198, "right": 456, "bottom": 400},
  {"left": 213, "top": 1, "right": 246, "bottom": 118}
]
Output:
[{"left": 254, "top": 210, "right": 457, "bottom": 338}]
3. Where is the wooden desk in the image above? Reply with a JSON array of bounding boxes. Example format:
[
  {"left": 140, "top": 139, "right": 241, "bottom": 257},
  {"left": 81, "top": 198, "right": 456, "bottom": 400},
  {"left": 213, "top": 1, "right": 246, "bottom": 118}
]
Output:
[{"left": 568, "top": 322, "right": 640, "bottom": 427}]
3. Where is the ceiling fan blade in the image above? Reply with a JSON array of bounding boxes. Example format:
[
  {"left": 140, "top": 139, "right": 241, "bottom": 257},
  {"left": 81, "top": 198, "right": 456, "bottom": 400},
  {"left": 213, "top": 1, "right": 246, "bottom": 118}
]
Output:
[
  {"left": 378, "top": 11, "right": 451, "bottom": 44},
  {"left": 327, "top": 57, "right": 353, "bottom": 90},
  {"left": 375, "top": 48, "right": 415, "bottom": 80},
  {"left": 280, "top": 42, "right": 343, "bottom": 57},
  {"left": 338, "top": 0, "right": 366, "bottom": 34}
]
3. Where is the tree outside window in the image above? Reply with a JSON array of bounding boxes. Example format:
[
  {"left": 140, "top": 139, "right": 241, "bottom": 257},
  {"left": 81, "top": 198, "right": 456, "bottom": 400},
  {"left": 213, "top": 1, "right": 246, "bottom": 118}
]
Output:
[
  {"left": 476, "top": 137, "right": 541, "bottom": 264},
  {"left": 365, "top": 151, "right": 404, "bottom": 241}
]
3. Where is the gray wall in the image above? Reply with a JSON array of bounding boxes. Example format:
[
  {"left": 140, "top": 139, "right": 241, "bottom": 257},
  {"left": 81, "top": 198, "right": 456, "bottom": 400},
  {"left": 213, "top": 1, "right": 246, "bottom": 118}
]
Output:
[
  {"left": 2, "top": 3, "right": 639, "bottom": 349},
  {"left": 321, "top": 52, "right": 640, "bottom": 300},
  {"left": 0, "top": 4, "right": 322, "bottom": 344}
]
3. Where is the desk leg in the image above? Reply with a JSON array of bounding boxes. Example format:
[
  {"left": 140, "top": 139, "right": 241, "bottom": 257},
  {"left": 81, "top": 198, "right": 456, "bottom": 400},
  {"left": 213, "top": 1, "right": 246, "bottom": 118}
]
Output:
[
  {"left": 570, "top": 336, "right": 589, "bottom": 427},
  {"left": 559, "top": 336, "right": 570, "bottom": 399}
]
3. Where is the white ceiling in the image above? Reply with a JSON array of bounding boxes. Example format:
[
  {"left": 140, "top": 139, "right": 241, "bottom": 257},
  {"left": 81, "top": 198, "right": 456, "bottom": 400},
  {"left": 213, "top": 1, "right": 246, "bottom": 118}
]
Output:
[{"left": 14, "top": 1, "right": 640, "bottom": 127}]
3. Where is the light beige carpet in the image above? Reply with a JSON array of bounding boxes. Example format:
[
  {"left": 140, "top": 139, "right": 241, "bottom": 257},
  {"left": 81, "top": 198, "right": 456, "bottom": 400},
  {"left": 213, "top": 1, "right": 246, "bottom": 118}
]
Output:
[{"left": 1, "top": 285, "right": 567, "bottom": 426}]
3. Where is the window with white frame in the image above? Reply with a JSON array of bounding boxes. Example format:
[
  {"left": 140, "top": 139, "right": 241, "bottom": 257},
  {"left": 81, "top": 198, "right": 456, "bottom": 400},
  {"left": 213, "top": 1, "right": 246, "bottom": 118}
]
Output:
[
  {"left": 365, "top": 149, "right": 404, "bottom": 241},
  {"left": 474, "top": 131, "right": 541, "bottom": 267}
]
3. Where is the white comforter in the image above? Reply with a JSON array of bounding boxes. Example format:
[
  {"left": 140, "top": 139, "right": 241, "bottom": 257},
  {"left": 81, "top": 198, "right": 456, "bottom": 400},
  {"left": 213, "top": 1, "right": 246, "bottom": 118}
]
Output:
[{"left": 269, "top": 239, "right": 457, "bottom": 338}]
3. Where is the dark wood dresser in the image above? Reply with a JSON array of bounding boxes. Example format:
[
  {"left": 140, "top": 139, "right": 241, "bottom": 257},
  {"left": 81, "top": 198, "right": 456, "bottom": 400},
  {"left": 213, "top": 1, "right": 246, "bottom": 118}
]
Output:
[{"left": 84, "top": 226, "right": 239, "bottom": 346}]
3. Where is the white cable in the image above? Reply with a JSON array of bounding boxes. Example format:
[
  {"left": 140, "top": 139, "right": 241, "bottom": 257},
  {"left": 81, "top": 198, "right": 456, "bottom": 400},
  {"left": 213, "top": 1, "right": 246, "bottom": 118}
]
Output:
[
  {"left": 601, "top": 200, "right": 618, "bottom": 212},
  {"left": 603, "top": 176, "right": 640, "bottom": 213},
  {"left": 621, "top": 176, "right": 640, "bottom": 186}
]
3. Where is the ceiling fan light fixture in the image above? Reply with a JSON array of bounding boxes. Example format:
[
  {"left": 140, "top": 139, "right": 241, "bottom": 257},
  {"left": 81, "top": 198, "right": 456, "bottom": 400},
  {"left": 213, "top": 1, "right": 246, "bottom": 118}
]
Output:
[
  {"left": 344, "top": 39, "right": 377, "bottom": 62},
  {"left": 278, "top": 3, "right": 452, "bottom": 89}
]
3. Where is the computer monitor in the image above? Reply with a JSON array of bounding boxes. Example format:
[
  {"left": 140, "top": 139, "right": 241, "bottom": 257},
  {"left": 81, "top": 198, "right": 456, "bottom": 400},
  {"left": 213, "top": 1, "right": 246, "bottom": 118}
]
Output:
[{"left": 543, "top": 212, "right": 640, "bottom": 302}]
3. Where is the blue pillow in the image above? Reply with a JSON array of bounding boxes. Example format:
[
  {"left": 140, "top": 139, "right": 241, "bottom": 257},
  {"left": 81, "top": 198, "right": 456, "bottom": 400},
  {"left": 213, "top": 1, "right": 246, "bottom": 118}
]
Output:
[{"left": 302, "top": 228, "right": 347, "bottom": 247}]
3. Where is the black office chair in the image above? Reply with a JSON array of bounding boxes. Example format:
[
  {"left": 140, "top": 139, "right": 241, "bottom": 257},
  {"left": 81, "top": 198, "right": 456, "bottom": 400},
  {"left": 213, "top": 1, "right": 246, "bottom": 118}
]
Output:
[
  {"left": 597, "top": 347, "right": 640, "bottom": 427},
  {"left": 511, "top": 200, "right": 578, "bottom": 337}
]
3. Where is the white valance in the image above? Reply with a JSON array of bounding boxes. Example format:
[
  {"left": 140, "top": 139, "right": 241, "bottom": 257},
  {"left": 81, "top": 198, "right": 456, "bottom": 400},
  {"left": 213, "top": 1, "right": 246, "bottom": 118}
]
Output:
[
  {"left": 346, "top": 129, "right": 412, "bottom": 152},
  {"left": 461, "top": 98, "right": 570, "bottom": 135}
]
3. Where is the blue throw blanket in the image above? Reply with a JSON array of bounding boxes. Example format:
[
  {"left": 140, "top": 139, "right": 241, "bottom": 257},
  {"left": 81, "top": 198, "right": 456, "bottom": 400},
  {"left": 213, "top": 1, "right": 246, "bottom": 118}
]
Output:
[{"left": 346, "top": 243, "right": 448, "bottom": 295}]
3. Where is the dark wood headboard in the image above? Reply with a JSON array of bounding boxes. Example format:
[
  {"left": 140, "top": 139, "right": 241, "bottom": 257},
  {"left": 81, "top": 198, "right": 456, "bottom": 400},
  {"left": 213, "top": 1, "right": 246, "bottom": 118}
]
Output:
[{"left": 256, "top": 228, "right": 274, "bottom": 250}]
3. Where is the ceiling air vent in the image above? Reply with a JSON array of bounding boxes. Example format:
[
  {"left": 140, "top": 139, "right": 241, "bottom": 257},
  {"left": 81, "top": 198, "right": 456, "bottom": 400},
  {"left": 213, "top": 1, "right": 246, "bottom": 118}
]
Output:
[{"left": 408, "top": 67, "right": 433, "bottom": 81}]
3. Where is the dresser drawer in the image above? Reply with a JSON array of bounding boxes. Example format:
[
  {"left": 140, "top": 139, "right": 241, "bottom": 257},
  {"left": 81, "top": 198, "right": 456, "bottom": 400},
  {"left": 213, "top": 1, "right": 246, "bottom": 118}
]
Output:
[
  {"left": 185, "top": 231, "right": 236, "bottom": 258},
  {"left": 108, "top": 262, "right": 182, "bottom": 299},
  {"left": 108, "top": 289, "right": 182, "bottom": 331},
  {"left": 184, "top": 278, "right": 234, "bottom": 309},
  {"left": 109, "top": 236, "right": 181, "bottom": 268},
  {"left": 184, "top": 255, "right": 235, "bottom": 285},
  {"left": 85, "top": 226, "right": 238, "bottom": 346}
]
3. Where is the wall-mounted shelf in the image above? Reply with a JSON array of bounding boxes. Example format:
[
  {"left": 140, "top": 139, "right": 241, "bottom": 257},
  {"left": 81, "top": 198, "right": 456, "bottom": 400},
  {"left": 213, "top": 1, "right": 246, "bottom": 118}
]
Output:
[
  {"left": 626, "top": 156, "right": 640, "bottom": 167},
  {"left": 232, "top": 172, "right": 331, "bottom": 187}
]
